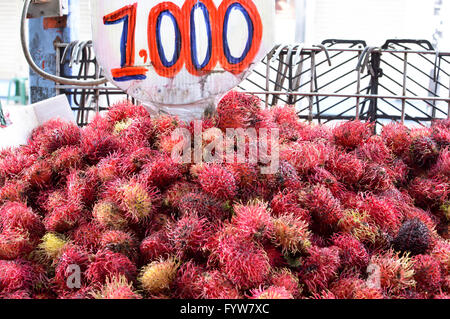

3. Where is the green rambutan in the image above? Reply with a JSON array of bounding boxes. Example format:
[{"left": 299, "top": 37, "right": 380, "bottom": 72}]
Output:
[
  {"left": 92, "top": 201, "right": 128, "bottom": 230},
  {"left": 38, "top": 232, "right": 68, "bottom": 260}
]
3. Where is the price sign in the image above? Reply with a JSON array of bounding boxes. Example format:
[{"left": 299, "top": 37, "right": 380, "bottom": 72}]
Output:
[{"left": 91, "top": 0, "right": 274, "bottom": 118}]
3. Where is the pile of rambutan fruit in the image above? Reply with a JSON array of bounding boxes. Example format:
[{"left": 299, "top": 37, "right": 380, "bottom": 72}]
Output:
[{"left": 0, "top": 91, "right": 448, "bottom": 299}]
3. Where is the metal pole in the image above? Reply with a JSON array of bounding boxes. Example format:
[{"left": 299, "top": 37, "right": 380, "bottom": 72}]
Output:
[{"left": 401, "top": 52, "right": 408, "bottom": 124}]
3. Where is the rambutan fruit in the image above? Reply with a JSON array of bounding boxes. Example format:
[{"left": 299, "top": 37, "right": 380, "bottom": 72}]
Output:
[
  {"left": 358, "top": 163, "right": 393, "bottom": 192},
  {"left": 409, "top": 176, "right": 449, "bottom": 209},
  {"left": 140, "top": 230, "right": 174, "bottom": 263},
  {"left": 92, "top": 275, "right": 142, "bottom": 299},
  {"left": 120, "top": 147, "right": 154, "bottom": 175},
  {"left": 66, "top": 168, "right": 99, "bottom": 207},
  {"left": 0, "top": 148, "right": 35, "bottom": 183},
  {"left": 92, "top": 201, "right": 128, "bottom": 230},
  {"left": 338, "top": 210, "right": 378, "bottom": 244},
  {"left": 177, "top": 191, "right": 228, "bottom": 221},
  {"left": 270, "top": 268, "right": 302, "bottom": 297},
  {"left": 271, "top": 105, "right": 304, "bottom": 142},
  {"left": 139, "top": 154, "right": 182, "bottom": 189},
  {"left": 166, "top": 213, "right": 212, "bottom": 258},
  {"left": 356, "top": 135, "right": 393, "bottom": 164},
  {"left": 231, "top": 201, "right": 273, "bottom": 242},
  {"left": 0, "top": 179, "right": 30, "bottom": 204},
  {"left": 152, "top": 114, "right": 180, "bottom": 137},
  {"left": 353, "top": 287, "right": 384, "bottom": 299},
  {"left": 358, "top": 194, "right": 402, "bottom": 235},
  {"left": 269, "top": 160, "right": 303, "bottom": 191},
  {"left": 212, "top": 228, "right": 271, "bottom": 289},
  {"left": 227, "top": 162, "right": 260, "bottom": 190},
  {"left": 0, "top": 201, "right": 44, "bottom": 237},
  {"left": 58, "top": 286, "right": 94, "bottom": 299},
  {"left": 198, "top": 270, "right": 242, "bottom": 299},
  {"left": 108, "top": 100, "right": 150, "bottom": 123},
  {"left": 38, "top": 232, "right": 68, "bottom": 260},
  {"left": 369, "top": 250, "right": 416, "bottom": 295},
  {"left": 263, "top": 243, "right": 288, "bottom": 268},
  {"left": 28, "top": 119, "right": 81, "bottom": 156},
  {"left": 197, "top": 164, "right": 237, "bottom": 201},
  {"left": 0, "top": 260, "right": 36, "bottom": 293},
  {"left": 116, "top": 116, "right": 156, "bottom": 149},
  {"left": 430, "top": 239, "right": 450, "bottom": 273},
  {"left": 299, "top": 246, "right": 341, "bottom": 294},
  {"left": 70, "top": 222, "right": 104, "bottom": 252},
  {"left": 280, "top": 141, "right": 329, "bottom": 175},
  {"left": 54, "top": 245, "right": 90, "bottom": 291},
  {"left": 431, "top": 120, "right": 450, "bottom": 148},
  {"left": 51, "top": 146, "right": 83, "bottom": 174},
  {"left": 329, "top": 276, "right": 366, "bottom": 299},
  {"left": 80, "top": 127, "right": 120, "bottom": 165},
  {"left": 393, "top": 218, "right": 432, "bottom": 256},
  {"left": 139, "top": 258, "right": 179, "bottom": 295},
  {"left": 105, "top": 178, "right": 160, "bottom": 222},
  {"left": 381, "top": 122, "right": 412, "bottom": 157},
  {"left": 96, "top": 152, "right": 123, "bottom": 183},
  {"left": 308, "top": 167, "right": 345, "bottom": 198},
  {"left": 216, "top": 91, "right": 261, "bottom": 131},
  {"left": 270, "top": 189, "right": 311, "bottom": 223},
  {"left": 303, "top": 185, "right": 344, "bottom": 235},
  {"left": 326, "top": 151, "right": 364, "bottom": 186},
  {"left": 86, "top": 250, "right": 137, "bottom": 285},
  {"left": 412, "top": 254, "right": 442, "bottom": 293},
  {"left": 432, "top": 147, "right": 450, "bottom": 178},
  {"left": 250, "top": 286, "right": 294, "bottom": 299},
  {"left": 0, "top": 290, "right": 32, "bottom": 299},
  {"left": 100, "top": 230, "right": 137, "bottom": 258},
  {"left": 173, "top": 260, "right": 204, "bottom": 299},
  {"left": 332, "top": 233, "right": 369, "bottom": 269},
  {"left": 272, "top": 214, "right": 311, "bottom": 254},
  {"left": 43, "top": 202, "right": 86, "bottom": 233},
  {"left": 410, "top": 136, "right": 439, "bottom": 168},
  {"left": 23, "top": 160, "right": 53, "bottom": 189},
  {"left": 333, "top": 120, "right": 373, "bottom": 149},
  {"left": 0, "top": 229, "right": 35, "bottom": 260}
]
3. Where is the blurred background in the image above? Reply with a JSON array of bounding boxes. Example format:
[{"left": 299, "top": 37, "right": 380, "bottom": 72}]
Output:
[{"left": 1, "top": 0, "right": 449, "bottom": 106}]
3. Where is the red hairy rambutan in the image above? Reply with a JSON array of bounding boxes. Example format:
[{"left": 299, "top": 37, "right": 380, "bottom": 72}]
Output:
[
  {"left": 216, "top": 91, "right": 261, "bottom": 131},
  {"left": 23, "top": 160, "right": 53, "bottom": 189},
  {"left": 211, "top": 229, "right": 271, "bottom": 290},
  {"left": 152, "top": 114, "right": 180, "bottom": 137},
  {"left": 430, "top": 239, "right": 450, "bottom": 274},
  {"left": 326, "top": 151, "right": 364, "bottom": 186},
  {"left": 117, "top": 116, "right": 155, "bottom": 149},
  {"left": 166, "top": 213, "right": 212, "bottom": 258},
  {"left": 332, "top": 233, "right": 369, "bottom": 269},
  {"left": 80, "top": 127, "right": 120, "bottom": 165},
  {"left": 358, "top": 163, "right": 393, "bottom": 192},
  {"left": 263, "top": 243, "right": 288, "bottom": 268},
  {"left": 304, "top": 185, "right": 344, "bottom": 235},
  {"left": 177, "top": 191, "right": 229, "bottom": 221},
  {"left": 100, "top": 230, "right": 137, "bottom": 259},
  {"left": 270, "top": 189, "right": 310, "bottom": 223},
  {"left": 51, "top": 145, "right": 84, "bottom": 174},
  {"left": 272, "top": 214, "right": 311, "bottom": 254},
  {"left": 0, "top": 229, "right": 35, "bottom": 260},
  {"left": 0, "top": 148, "right": 35, "bottom": 183},
  {"left": 410, "top": 136, "right": 439, "bottom": 168},
  {"left": 250, "top": 286, "right": 294, "bottom": 299},
  {"left": 333, "top": 120, "right": 373, "bottom": 149},
  {"left": 356, "top": 135, "right": 393, "bottom": 164},
  {"left": 85, "top": 250, "right": 137, "bottom": 285},
  {"left": 139, "top": 154, "right": 182, "bottom": 189},
  {"left": 106, "top": 101, "right": 150, "bottom": 126},
  {"left": 280, "top": 141, "right": 329, "bottom": 175},
  {"left": 70, "top": 222, "right": 104, "bottom": 252},
  {"left": 173, "top": 260, "right": 204, "bottom": 299},
  {"left": 381, "top": 122, "right": 412, "bottom": 157},
  {"left": 272, "top": 160, "right": 303, "bottom": 190},
  {"left": 393, "top": 218, "right": 432, "bottom": 256},
  {"left": 409, "top": 176, "right": 449, "bottom": 209},
  {"left": 66, "top": 168, "right": 99, "bottom": 207},
  {"left": 432, "top": 147, "right": 450, "bottom": 178},
  {"left": 120, "top": 147, "right": 154, "bottom": 175},
  {"left": 369, "top": 250, "right": 415, "bottom": 295},
  {"left": 198, "top": 270, "right": 242, "bottom": 299},
  {"left": 270, "top": 268, "right": 302, "bottom": 297},
  {"left": 329, "top": 276, "right": 366, "bottom": 299},
  {"left": 197, "top": 164, "right": 237, "bottom": 201},
  {"left": 44, "top": 202, "right": 86, "bottom": 233},
  {"left": 231, "top": 201, "right": 273, "bottom": 242},
  {"left": 140, "top": 230, "right": 174, "bottom": 263},
  {"left": 413, "top": 254, "right": 442, "bottom": 293},
  {"left": 358, "top": 194, "right": 402, "bottom": 235},
  {"left": 308, "top": 167, "right": 345, "bottom": 198},
  {"left": 28, "top": 119, "right": 81, "bottom": 156},
  {"left": 96, "top": 152, "right": 123, "bottom": 183},
  {"left": 0, "top": 201, "right": 44, "bottom": 237},
  {"left": 0, "top": 260, "right": 36, "bottom": 293},
  {"left": 0, "top": 179, "right": 30, "bottom": 204},
  {"left": 299, "top": 246, "right": 341, "bottom": 294},
  {"left": 54, "top": 245, "right": 90, "bottom": 291},
  {"left": 271, "top": 105, "right": 304, "bottom": 142}
]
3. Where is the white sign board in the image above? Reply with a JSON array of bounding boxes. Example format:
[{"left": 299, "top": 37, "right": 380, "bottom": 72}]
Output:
[{"left": 91, "top": 0, "right": 275, "bottom": 119}]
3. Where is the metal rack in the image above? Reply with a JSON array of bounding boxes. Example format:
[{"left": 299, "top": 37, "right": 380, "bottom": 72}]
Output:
[
  {"left": 238, "top": 39, "right": 450, "bottom": 128},
  {"left": 56, "top": 39, "right": 450, "bottom": 128}
]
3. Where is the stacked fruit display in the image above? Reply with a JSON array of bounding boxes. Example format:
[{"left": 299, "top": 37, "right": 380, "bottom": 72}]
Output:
[{"left": 0, "top": 91, "right": 448, "bottom": 299}]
